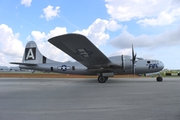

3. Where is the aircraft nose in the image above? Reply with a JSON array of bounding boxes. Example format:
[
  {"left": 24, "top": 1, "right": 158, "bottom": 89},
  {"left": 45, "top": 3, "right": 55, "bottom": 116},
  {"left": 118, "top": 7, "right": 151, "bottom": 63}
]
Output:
[{"left": 159, "top": 61, "right": 164, "bottom": 70}]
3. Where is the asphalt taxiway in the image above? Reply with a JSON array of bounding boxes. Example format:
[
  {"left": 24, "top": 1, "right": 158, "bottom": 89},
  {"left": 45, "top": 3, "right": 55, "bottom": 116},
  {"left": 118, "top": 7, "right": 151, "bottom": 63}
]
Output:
[{"left": 0, "top": 77, "right": 180, "bottom": 120}]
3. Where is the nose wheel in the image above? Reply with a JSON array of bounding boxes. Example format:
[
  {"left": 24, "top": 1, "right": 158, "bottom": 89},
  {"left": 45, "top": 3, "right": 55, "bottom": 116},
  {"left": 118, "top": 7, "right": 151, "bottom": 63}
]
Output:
[
  {"left": 98, "top": 75, "right": 108, "bottom": 83},
  {"left": 156, "top": 75, "right": 163, "bottom": 82}
]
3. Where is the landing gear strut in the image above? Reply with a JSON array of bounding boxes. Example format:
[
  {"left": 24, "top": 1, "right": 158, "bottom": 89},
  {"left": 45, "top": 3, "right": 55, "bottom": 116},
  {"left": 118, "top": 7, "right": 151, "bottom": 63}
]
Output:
[
  {"left": 156, "top": 75, "right": 163, "bottom": 82},
  {"left": 98, "top": 75, "right": 108, "bottom": 83}
]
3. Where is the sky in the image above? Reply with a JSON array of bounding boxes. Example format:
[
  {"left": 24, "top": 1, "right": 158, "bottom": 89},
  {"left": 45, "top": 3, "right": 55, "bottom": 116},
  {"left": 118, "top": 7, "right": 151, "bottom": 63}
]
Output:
[{"left": 0, "top": 0, "right": 180, "bottom": 69}]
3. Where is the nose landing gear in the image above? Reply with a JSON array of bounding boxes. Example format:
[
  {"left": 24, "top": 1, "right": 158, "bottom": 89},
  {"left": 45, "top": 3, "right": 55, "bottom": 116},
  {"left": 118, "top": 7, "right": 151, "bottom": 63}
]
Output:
[{"left": 156, "top": 75, "right": 163, "bottom": 82}]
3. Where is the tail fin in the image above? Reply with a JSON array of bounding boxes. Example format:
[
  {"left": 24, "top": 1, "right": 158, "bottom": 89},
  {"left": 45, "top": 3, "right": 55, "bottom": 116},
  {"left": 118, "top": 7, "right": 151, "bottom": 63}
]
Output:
[{"left": 22, "top": 41, "right": 55, "bottom": 64}]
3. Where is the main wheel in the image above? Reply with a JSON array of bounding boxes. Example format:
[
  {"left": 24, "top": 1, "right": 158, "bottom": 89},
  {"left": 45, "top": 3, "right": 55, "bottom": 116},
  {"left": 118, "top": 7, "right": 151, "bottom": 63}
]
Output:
[
  {"left": 156, "top": 76, "right": 163, "bottom": 82},
  {"left": 98, "top": 76, "right": 107, "bottom": 83},
  {"left": 105, "top": 77, "right": 108, "bottom": 81}
]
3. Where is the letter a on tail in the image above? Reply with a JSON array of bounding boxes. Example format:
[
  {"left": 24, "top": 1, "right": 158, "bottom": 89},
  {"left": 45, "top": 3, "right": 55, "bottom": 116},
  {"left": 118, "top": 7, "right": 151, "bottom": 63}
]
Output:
[{"left": 25, "top": 48, "right": 36, "bottom": 60}]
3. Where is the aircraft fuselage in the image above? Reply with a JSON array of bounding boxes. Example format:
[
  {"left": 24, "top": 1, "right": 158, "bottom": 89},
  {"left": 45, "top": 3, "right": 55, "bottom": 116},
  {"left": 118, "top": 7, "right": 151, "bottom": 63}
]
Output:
[{"left": 19, "top": 55, "right": 164, "bottom": 76}]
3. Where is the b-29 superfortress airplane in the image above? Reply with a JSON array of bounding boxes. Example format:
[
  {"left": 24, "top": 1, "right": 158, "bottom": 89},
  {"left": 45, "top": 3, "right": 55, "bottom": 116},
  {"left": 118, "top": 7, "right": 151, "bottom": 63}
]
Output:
[{"left": 11, "top": 33, "right": 164, "bottom": 83}]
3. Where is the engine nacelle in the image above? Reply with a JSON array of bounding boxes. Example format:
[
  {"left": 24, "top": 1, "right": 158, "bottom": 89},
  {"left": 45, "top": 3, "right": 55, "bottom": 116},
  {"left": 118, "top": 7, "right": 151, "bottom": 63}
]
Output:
[
  {"left": 121, "top": 55, "right": 132, "bottom": 70},
  {"left": 108, "top": 55, "right": 132, "bottom": 70}
]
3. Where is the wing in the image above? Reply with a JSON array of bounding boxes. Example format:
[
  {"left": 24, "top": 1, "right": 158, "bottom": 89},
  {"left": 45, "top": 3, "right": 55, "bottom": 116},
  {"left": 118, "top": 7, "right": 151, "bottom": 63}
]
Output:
[{"left": 48, "top": 34, "right": 111, "bottom": 69}]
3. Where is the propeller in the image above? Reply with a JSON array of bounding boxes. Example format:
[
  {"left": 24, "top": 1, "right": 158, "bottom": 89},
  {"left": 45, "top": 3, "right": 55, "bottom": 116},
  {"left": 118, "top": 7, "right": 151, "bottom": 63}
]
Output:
[{"left": 132, "top": 44, "right": 137, "bottom": 74}]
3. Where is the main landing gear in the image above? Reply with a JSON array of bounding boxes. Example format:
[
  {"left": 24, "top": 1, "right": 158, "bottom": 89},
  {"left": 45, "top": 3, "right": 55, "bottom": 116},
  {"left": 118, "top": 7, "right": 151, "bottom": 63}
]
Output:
[
  {"left": 156, "top": 75, "right": 163, "bottom": 82},
  {"left": 98, "top": 75, "right": 108, "bottom": 83}
]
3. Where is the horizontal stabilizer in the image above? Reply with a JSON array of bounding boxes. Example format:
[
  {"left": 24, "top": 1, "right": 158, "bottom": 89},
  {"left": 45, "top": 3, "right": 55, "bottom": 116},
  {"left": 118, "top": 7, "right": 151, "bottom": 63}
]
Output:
[{"left": 10, "top": 62, "right": 37, "bottom": 66}]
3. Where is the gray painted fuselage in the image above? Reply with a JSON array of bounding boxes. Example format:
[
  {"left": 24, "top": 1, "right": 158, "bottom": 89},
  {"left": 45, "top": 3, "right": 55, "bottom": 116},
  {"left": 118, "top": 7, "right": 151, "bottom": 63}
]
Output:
[{"left": 19, "top": 56, "right": 164, "bottom": 76}]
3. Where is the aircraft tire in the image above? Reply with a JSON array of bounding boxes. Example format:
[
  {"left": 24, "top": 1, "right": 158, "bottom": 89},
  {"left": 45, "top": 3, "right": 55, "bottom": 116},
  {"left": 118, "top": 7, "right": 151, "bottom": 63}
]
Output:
[
  {"left": 156, "top": 76, "right": 163, "bottom": 82},
  {"left": 105, "top": 77, "right": 108, "bottom": 81},
  {"left": 98, "top": 76, "right": 107, "bottom": 83}
]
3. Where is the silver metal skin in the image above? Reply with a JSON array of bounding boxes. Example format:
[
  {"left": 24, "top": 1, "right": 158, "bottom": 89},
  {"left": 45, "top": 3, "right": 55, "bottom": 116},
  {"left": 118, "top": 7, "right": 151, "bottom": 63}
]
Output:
[{"left": 11, "top": 34, "right": 164, "bottom": 83}]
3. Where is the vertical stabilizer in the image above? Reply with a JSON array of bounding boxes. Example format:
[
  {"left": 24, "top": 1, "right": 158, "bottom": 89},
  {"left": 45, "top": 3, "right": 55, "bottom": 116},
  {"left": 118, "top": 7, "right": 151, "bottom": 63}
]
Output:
[{"left": 22, "top": 41, "right": 56, "bottom": 64}]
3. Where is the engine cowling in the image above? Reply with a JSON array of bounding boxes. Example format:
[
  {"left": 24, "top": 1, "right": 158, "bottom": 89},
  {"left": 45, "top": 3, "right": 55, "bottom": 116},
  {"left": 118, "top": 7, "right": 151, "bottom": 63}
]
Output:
[
  {"left": 121, "top": 55, "right": 132, "bottom": 70},
  {"left": 108, "top": 55, "right": 132, "bottom": 70}
]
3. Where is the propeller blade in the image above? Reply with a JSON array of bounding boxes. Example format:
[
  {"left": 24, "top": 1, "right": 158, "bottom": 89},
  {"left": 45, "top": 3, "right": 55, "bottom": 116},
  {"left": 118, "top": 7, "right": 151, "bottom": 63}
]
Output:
[
  {"left": 132, "top": 44, "right": 137, "bottom": 74},
  {"left": 132, "top": 44, "right": 134, "bottom": 60},
  {"left": 134, "top": 53, "right": 137, "bottom": 63}
]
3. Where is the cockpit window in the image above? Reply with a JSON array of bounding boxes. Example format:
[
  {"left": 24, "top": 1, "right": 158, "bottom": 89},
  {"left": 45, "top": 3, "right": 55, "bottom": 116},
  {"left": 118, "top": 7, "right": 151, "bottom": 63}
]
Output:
[
  {"left": 152, "top": 61, "right": 158, "bottom": 64},
  {"left": 147, "top": 61, "right": 150, "bottom": 63}
]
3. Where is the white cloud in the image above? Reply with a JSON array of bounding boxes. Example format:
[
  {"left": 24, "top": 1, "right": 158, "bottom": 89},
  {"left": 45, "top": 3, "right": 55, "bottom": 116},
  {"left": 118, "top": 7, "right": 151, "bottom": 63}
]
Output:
[
  {"left": 29, "top": 27, "right": 67, "bottom": 45},
  {"left": 41, "top": 5, "right": 60, "bottom": 21},
  {"left": 106, "top": 19, "right": 122, "bottom": 31},
  {"left": 46, "top": 27, "right": 67, "bottom": 39},
  {"left": 29, "top": 27, "right": 69, "bottom": 62},
  {"left": 0, "top": 24, "right": 24, "bottom": 56},
  {"left": 31, "top": 31, "right": 46, "bottom": 43},
  {"left": 137, "top": 8, "right": 180, "bottom": 26},
  {"left": 21, "top": 0, "right": 32, "bottom": 7},
  {"left": 110, "top": 25, "right": 180, "bottom": 49},
  {"left": 0, "top": 53, "right": 6, "bottom": 65},
  {"left": 105, "top": 0, "right": 180, "bottom": 26},
  {"left": 75, "top": 18, "right": 121, "bottom": 46},
  {"left": 110, "top": 48, "right": 132, "bottom": 57},
  {"left": 0, "top": 24, "right": 24, "bottom": 66}
]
